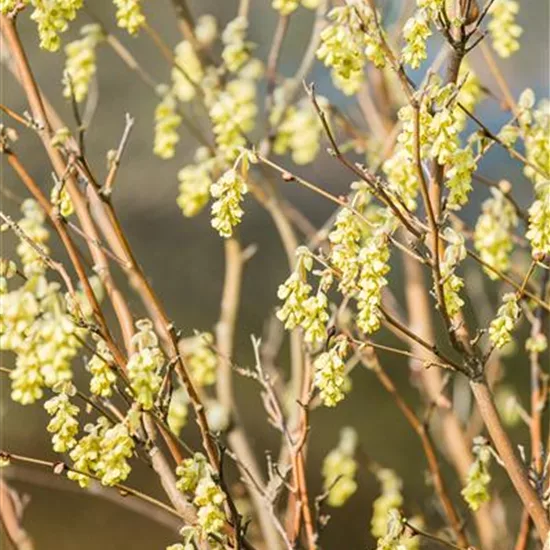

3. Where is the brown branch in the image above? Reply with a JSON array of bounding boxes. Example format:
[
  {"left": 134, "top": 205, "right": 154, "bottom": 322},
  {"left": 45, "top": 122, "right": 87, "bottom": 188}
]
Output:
[{"left": 360, "top": 347, "right": 469, "bottom": 547}]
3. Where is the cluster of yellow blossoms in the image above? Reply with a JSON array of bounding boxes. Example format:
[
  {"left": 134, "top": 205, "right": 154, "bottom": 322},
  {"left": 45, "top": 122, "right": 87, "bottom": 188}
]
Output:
[
  {"left": 488, "top": 293, "right": 521, "bottom": 349},
  {"left": 176, "top": 453, "right": 227, "bottom": 541},
  {"left": 462, "top": 437, "right": 492, "bottom": 510},
  {"left": 1, "top": 200, "right": 87, "bottom": 404},
  {"left": 317, "top": 1, "right": 386, "bottom": 95},
  {"left": 272, "top": 0, "right": 321, "bottom": 16},
  {"left": 68, "top": 417, "right": 135, "bottom": 487},
  {"left": 127, "top": 319, "right": 164, "bottom": 410},
  {"left": 488, "top": 0, "right": 522, "bottom": 58},
  {"left": 272, "top": 95, "right": 326, "bottom": 165},
  {"left": 322, "top": 427, "right": 358, "bottom": 506},
  {"left": 62, "top": 24, "right": 104, "bottom": 103},
  {"left": 313, "top": 338, "right": 351, "bottom": 407},
  {"left": 371, "top": 469, "right": 420, "bottom": 550},
  {"left": 440, "top": 228, "right": 466, "bottom": 318},
  {"left": 474, "top": 187, "right": 518, "bottom": 278}
]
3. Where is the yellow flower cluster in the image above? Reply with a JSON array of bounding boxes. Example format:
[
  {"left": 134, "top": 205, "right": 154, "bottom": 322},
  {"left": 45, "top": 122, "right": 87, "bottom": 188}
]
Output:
[
  {"left": 277, "top": 247, "right": 330, "bottom": 346},
  {"left": 221, "top": 16, "right": 252, "bottom": 73},
  {"left": 127, "top": 319, "right": 164, "bottom": 410},
  {"left": 383, "top": 146, "right": 420, "bottom": 211},
  {"left": 2, "top": 202, "right": 88, "bottom": 404},
  {"left": 113, "top": 0, "right": 145, "bottom": 35},
  {"left": 322, "top": 427, "right": 358, "bottom": 507},
  {"left": 462, "top": 437, "right": 492, "bottom": 510},
  {"left": 522, "top": 97, "right": 550, "bottom": 186},
  {"left": 167, "top": 387, "right": 189, "bottom": 436},
  {"left": 27, "top": 0, "right": 83, "bottom": 51},
  {"left": 68, "top": 417, "right": 109, "bottom": 487},
  {"left": 177, "top": 148, "right": 218, "bottom": 218},
  {"left": 176, "top": 453, "right": 227, "bottom": 539},
  {"left": 69, "top": 417, "right": 135, "bottom": 487},
  {"left": 50, "top": 183, "right": 74, "bottom": 218},
  {"left": 272, "top": 0, "right": 321, "bottom": 15},
  {"left": 474, "top": 188, "right": 517, "bottom": 278},
  {"left": 272, "top": 96, "right": 326, "bottom": 165},
  {"left": 183, "top": 332, "right": 218, "bottom": 387},
  {"left": 87, "top": 338, "right": 116, "bottom": 397},
  {"left": 440, "top": 228, "right": 466, "bottom": 318},
  {"left": 488, "top": 0, "right": 522, "bottom": 58},
  {"left": 357, "top": 233, "right": 390, "bottom": 335},
  {"left": 210, "top": 168, "right": 248, "bottom": 238},
  {"left": 371, "top": 468, "right": 404, "bottom": 539},
  {"left": 194, "top": 14, "right": 218, "bottom": 47},
  {"left": 172, "top": 41, "right": 203, "bottom": 103},
  {"left": 44, "top": 382, "right": 79, "bottom": 453},
  {"left": 488, "top": 293, "right": 521, "bottom": 349},
  {"left": 317, "top": 2, "right": 385, "bottom": 95},
  {"left": 313, "top": 339, "right": 351, "bottom": 407},
  {"left": 329, "top": 208, "right": 363, "bottom": 295},
  {"left": 153, "top": 91, "right": 182, "bottom": 159},
  {"left": 209, "top": 79, "right": 257, "bottom": 160},
  {"left": 63, "top": 24, "right": 104, "bottom": 103},
  {"left": 401, "top": 12, "right": 431, "bottom": 70},
  {"left": 526, "top": 182, "right": 550, "bottom": 258}
]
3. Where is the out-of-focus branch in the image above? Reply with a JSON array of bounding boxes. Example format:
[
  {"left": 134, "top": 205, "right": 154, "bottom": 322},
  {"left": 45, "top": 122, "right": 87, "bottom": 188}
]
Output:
[
  {"left": 0, "top": 479, "right": 34, "bottom": 550},
  {"left": 215, "top": 238, "right": 282, "bottom": 550}
]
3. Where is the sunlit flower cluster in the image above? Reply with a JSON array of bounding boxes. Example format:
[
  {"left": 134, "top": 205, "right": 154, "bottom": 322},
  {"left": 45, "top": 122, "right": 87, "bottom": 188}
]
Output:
[
  {"left": 62, "top": 24, "right": 103, "bottom": 103},
  {"left": 176, "top": 453, "right": 227, "bottom": 539},
  {"left": 440, "top": 228, "right": 466, "bottom": 318},
  {"left": 87, "top": 338, "right": 116, "bottom": 397},
  {"left": 24, "top": 0, "right": 83, "bottom": 51},
  {"left": 221, "top": 16, "right": 252, "bottom": 73},
  {"left": 488, "top": 0, "right": 522, "bottom": 58},
  {"left": 522, "top": 98, "right": 550, "bottom": 186},
  {"left": 277, "top": 247, "right": 329, "bottom": 346},
  {"left": 194, "top": 14, "right": 218, "bottom": 47},
  {"left": 50, "top": 183, "right": 74, "bottom": 218},
  {"left": 127, "top": 319, "right": 164, "bottom": 410},
  {"left": 462, "top": 437, "right": 492, "bottom": 510},
  {"left": 526, "top": 182, "right": 550, "bottom": 258},
  {"left": 44, "top": 382, "right": 80, "bottom": 453},
  {"left": 113, "top": 0, "right": 145, "bottom": 35},
  {"left": 313, "top": 338, "right": 350, "bottom": 407},
  {"left": 401, "top": 12, "right": 431, "bottom": 70},
  {"left": 153, "top": 90, "right": 182, "bottom": 159},
  {"left": 329, "top": 208, "right": 363, "bottom": 295},
  {"left": 172, "top": 41, "right": 203, "bottom": 103},
  {"left": 322, "top": 427, "right": 358, "bottom": 507},
  {"left": 210, "top": 168, "right": 248, "bottom": 238},
  {"left": 2, "top": 203, "right": 89, "bottom": 405},
  {"left": 356, "top": 233, "right": 390, "bottom": 335},
  {"left": 489, "top": 293, "right": 521, "bottom": 349},
  {"left": 371, "top": 468, "right": 404, "bottom": 539},
  {"left": 317, "top": 2, "right": 385, "bottom": 95},
  {"left": 167, "top": 387, "right": 189, "bottom": 436},
  {"left": 183, "top": 332, "right": 218, "bottom": 387},
  {"left": 209, "top": 79, "right": 257, "bottom": 160},
  {"left": 68, "top": 416, "right": 135, "bottom": 487},
  {"left": 474, "top": 188, "right": 518, "bottom": 278},
  {"left": 272, "top": 96, "right": 325, "bottom": 165},
  {"left": 177, "top": 148, "right": 220, "bottom": 218},
  {"left": 383, "top": 147, "right": 420, "bottom": 211}
]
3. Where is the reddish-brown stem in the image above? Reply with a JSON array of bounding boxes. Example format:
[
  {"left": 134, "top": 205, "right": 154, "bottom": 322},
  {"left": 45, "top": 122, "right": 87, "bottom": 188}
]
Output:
[
  {"left": 362, "top": 348, "right": 469, "bottom": 547},
  {"left": 470, "top": 378, "right": 550, "bottom": 541}
]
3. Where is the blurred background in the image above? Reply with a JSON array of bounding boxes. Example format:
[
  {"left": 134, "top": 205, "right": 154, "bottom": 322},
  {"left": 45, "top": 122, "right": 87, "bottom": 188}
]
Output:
[{"left": 1, "top": 0, "right": 548, "bottom": 548}]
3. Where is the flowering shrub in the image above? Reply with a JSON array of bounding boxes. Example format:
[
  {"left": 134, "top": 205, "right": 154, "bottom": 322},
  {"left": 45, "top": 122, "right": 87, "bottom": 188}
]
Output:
[{"left": 0, "top": 1, "right": 549, "bottom": 550}]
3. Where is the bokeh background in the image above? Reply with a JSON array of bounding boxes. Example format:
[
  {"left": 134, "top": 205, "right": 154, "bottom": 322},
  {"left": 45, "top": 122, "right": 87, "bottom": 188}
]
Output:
[{"left": 1, "top": 1, "right": 549, "bottom": 548}]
